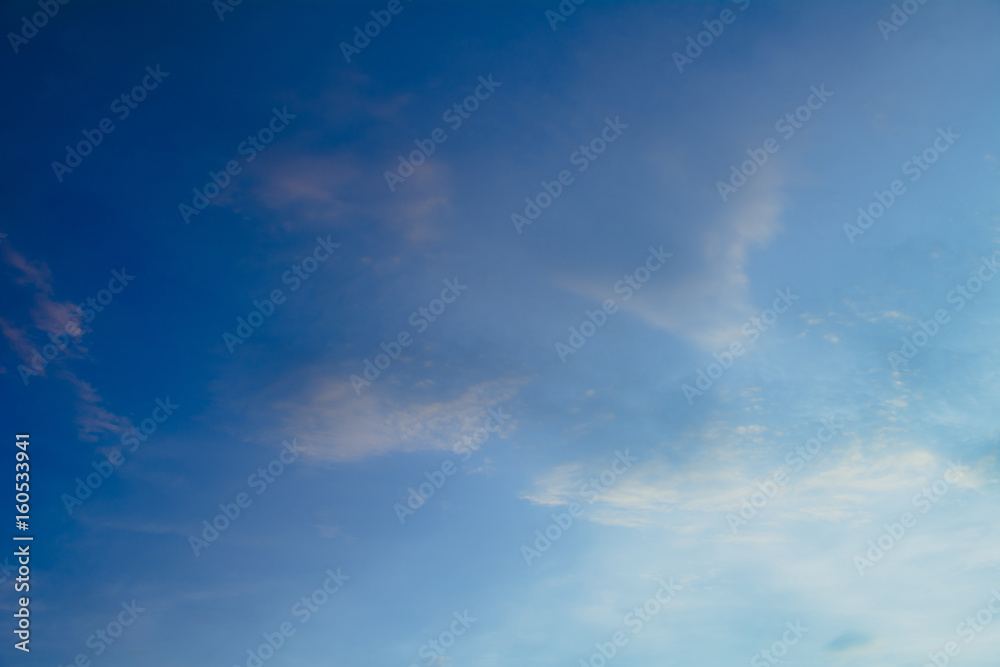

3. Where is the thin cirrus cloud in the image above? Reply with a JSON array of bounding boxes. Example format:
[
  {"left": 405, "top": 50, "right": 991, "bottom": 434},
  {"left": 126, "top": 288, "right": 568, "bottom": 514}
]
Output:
[
  {"left": 519, "top": 422, "right": 989, "bottom": 533},
  {"left": 556, "top": 171, "right": 785, "bottom": 353},
  {"left": 2, "top": 243, "right": 87, "bottom": 358},
  {"left": 268, "top": 376, "right": 521, "bottom": 462},
  {"left": 1, "top": 241, "right": 129, "bottom": 441},
  {"left": 251, "top": 152, "right": 452, "bottom": 243}
]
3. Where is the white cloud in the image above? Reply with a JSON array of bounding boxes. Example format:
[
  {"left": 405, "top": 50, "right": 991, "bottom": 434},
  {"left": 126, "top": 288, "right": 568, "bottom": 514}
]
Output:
[
  {"left": 273, "top": 377, "right": 522, "bottom": 462},
  {"left": 520, "top": 430, "right": 990, "bottom": 533},
  {"left": 556, "top": 171, "right": 784, "bottom": 351}
]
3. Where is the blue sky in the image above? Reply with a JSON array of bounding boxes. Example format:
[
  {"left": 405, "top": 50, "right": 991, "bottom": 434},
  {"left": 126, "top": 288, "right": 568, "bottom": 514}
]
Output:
[{"left": 1, "top": 0, "right": 999, "bottom": 665}]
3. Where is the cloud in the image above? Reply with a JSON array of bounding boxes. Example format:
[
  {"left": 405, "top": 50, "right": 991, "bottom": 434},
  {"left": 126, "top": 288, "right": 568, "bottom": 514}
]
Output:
[
  {"left": 0, "top": 318, "right": 38, "bottom": 371},
  {"left": 519, "top": 463, "right": 587, "bottom": 506},
  {"left": 31, "top": 297, "right": 85, "bottom": 341},
  {"left": 250, "top": 152, "right": 452, "bottom": 243},
  {"left": 272, "top": 377, "right": 521, "bottom": 462},
  {"left": 519, "top": 426, "right": 989, "bottom": 532},
  {"left": 0, "top": 242, "right": 127, "bottom": 441},
  {"left": 60, "top": 371, "right": 132, "bottom": 442},
  {"left": 558, "top": 172, "right": 784, "bottom": 351},
  {"left": 237, "top": 75, "right": 454, "bottom": 243},
  {"left": 0, "top": 244, "right": 87, "bottom": 373},
  {"left": 3, "top": 242, "right": 53, "bottom": 294},
  {"left": 253, "top": 155, "right": 359, "bottom": 226}
]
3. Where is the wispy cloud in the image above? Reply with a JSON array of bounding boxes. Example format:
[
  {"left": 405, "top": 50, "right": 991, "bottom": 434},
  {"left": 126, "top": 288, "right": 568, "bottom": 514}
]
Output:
[
  {"left": 272, "top": 376, "right": 521, "bottom": 462},
  {"left": 521, "top": 430, "right": 990, "bottom": 532},
  {"left": 558, "top": 172, "right": 785, "bottom": 351},
  {"left": 1, "top": 242, "right": 127, "bottom": 441}
]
